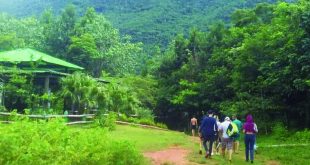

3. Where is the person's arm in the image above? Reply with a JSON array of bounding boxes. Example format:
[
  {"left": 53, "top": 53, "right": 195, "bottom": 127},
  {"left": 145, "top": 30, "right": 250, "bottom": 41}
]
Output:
[
  {"left": 254, "top": 123, "right": 258, "bottom": 133},
  {"left": 199, "top": 119, "right": 205, "bottom": 133},
  {"left": 242, "top": 124, "right": 245, "bottom": 133},
  {"left": 214, "top": 120, "right": 218, "bottom": 132}
]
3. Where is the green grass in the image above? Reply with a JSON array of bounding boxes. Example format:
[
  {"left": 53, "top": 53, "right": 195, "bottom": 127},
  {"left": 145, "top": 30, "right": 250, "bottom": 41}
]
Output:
[
  {"left": 108, "top": 125, "right": 192, "bottom": 152},
  {"left": 187, "top": 141, "right": 281, "bottom": 165},
  {"left": 71, "top": 125, "right": 309, "bottom": 165},
  {"left": 258, "top": 145, "right": 310, "bottom": 165}
]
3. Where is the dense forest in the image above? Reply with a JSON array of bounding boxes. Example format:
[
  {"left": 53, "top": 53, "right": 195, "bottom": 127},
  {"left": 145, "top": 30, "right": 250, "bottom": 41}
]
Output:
[
  {"left": 0, "top": 0, "right": 294, "bottom": 47},
  {"left": 0, "top": 0, "right": 309, "bottom": 132}
]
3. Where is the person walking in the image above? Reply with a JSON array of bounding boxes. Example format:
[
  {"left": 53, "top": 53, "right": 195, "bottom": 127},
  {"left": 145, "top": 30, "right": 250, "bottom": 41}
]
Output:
[
  {"left": 213, "top": 115, "right": 221, "bottom": 155},
  {"left": 199, "top": 110, "right": 218, "bottom": 159},
  {"left": 219, "top": 116, "right": 234, "bottom": 163},
  {"left": 243, "top": 114, "right": 258, "bottom": 163},
  {"left": 198, "top": 111, "right": 206, "bottom": 154},
  {"left": 232, "top": 115, "right": 242, "bottom": 154},
  {"left": 190, "top": 115, "right": 198, "bottom": 137}
]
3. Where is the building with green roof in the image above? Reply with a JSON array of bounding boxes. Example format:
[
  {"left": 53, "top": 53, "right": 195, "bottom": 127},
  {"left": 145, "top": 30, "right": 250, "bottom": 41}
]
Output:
[{"left": 0, "top": 48, "right": 84, "bottom": 111}]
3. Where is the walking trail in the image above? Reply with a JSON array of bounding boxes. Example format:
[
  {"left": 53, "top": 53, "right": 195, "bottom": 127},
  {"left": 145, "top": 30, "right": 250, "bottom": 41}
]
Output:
[
  {"left": 144, "top": 146, "right": 194, "bottom": 165},
  {"left": 143, "top": 136, "right": 284, "bottom": 165}
]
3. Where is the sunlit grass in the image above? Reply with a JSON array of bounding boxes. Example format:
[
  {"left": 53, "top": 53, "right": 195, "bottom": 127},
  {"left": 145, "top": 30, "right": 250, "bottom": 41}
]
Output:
[
  {"left": 71, "top": 125, "right": 309, "bottom": 165},
  {"left": 108, "top": 125, "right": 192, "bottom": 152}
]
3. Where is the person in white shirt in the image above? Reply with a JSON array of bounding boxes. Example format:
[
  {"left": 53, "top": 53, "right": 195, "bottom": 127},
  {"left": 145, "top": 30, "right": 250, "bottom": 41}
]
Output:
[{"left": 219, "top": 117, "right": 233, "bottom": 162}]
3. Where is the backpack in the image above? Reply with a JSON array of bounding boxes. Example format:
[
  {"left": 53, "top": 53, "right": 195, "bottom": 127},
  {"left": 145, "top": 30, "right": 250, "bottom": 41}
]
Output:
[{"left": 226, "top": 122, "right": 239, "bottom": 138}]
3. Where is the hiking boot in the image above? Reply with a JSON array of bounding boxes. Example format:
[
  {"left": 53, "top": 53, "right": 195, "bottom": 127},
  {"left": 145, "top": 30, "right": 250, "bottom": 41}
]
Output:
[{"left": 205, "top": 154, "right": 209, "bottom": 159}]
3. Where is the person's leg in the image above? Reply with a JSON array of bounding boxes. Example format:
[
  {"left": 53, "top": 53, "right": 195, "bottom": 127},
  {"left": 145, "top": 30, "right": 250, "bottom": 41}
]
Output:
[
  {"left": 236, "top": 140, "right": 240, "bottom": 153},
  {"left": 203, "top": 139, "right": 209, "bottom": 157},
  {"left": 245, "top": 135, "right": 250, "bottom": 161},
  {"left": 217, "top": 136, "right": 222, "bottom": 154},
  {"left": 192, "top": 128, "right": 195, "bottom": 137},
  {"left": 227, "top": 140, "right": 233, "bottom": 161},
  {"left": 233, "top": 139, "right": 236, "bottom": 153},
  {"left": 213, "top": 137, "right": 219, "bottom": 155},
  {"left": 199, "top": 138, "right": 203, "bottom": 154},
  {"left": 209, "top": 138, "right": 214, "bottom": 157},
  {"left": 249, "top": 135, "right": 255, "bottom": 163},
  {"left": 221, "top": 140, "right": 227, "bottom": 158}
]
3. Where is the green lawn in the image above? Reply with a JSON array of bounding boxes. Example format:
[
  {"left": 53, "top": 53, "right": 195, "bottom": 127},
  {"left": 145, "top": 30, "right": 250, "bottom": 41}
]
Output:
[
  {"left": 108, "top": 125, "right": 192, "bottom": 152},
  {"left": 72, "top": 125, "right": 309, "bottom": 165},
  {"left": 104, "top": 125, "right": 281, "bottom": 164}
]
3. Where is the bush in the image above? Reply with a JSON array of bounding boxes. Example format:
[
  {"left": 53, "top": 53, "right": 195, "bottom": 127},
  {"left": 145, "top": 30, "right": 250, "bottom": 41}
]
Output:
[
  {"left": 136, "top": 107, "right": 154, "bottom": 120},
  {"left": 291, "top": 129, "right": 310, "bottom": 143},
  {"left": 0, "top": 117, "right": 144, "bottom": 165},
  {"left": 272, "top": 122, "right": 289, "bottom": 141},
  {"left": 96, "top": 111, "right": 117, "bottom": 131}
]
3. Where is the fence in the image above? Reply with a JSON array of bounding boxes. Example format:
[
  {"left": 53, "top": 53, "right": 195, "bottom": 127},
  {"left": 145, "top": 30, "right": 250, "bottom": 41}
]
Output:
[
  {"left": 0, "top": 112, "right": 95, "bottom": 125},
  {"left": 0, "top": 112, "right": 168, "bottom": 130}
]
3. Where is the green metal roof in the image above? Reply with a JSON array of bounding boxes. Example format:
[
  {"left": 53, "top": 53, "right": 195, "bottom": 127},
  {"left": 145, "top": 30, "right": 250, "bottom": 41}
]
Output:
[{"left": 0, "top": 48, "right": 83, "bottom": 70}]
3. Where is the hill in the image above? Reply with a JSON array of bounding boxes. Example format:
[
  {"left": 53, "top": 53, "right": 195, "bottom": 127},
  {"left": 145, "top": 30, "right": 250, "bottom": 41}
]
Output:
[{"left": 0, "top": 0, "right": 294, "bottom": 47}]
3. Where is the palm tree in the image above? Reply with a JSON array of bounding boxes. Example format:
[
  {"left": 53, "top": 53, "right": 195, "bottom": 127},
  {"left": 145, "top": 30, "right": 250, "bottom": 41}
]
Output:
[{"left": 61, "top": 72, "right": 97, "bottom": 114}]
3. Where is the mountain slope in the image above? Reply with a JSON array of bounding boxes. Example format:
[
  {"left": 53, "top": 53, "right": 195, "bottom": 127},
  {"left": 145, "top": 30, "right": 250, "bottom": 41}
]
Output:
[{"left": 0, "top": 0, "right": 294, "bottom": 46}]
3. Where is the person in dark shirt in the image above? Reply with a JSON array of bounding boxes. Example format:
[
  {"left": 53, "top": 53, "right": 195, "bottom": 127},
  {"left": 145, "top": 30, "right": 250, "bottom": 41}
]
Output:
[{"left": 199, "top": 110, "right": 218, "bottom": 158}]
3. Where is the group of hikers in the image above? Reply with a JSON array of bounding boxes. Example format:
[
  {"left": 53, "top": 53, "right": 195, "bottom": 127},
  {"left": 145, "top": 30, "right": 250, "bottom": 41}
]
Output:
[{"left": 190, "top": 110, "right": 258, "bottom": 163}]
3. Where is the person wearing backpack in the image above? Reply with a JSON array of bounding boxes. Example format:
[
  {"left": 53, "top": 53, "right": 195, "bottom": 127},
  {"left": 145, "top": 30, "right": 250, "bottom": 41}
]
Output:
[
  {"left": 232, "top": 115, "right": 242, "bottom": 154},
  {"left": 219, "top": 117, "right": 234, "bottom": 163},
  {"left": 199, "top": 110, "right": 218, "bottom": 159},
  {"left": 243, "top": 114, "right": 258, "bottom": 163}
]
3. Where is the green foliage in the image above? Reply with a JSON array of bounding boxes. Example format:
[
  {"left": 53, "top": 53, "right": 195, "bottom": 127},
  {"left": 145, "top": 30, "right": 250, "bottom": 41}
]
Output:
[
  {"left": 1, "top": 67, "right": 37, "bottom": 112},
  {"left": 96, "top": 111, "right": 117, "bottom": 131},
  {"left": 155, "top": 0, "right": 310, "bottom": 130},
  {"left": 271, "top": 122, "right": 289, "bottom": 141},
  {"left": 0, "top": 118, "right": 144, "bottom": 164},
  {"left": 291, "top": 129, "right": 310, "bottom": 143},
  {"left": 0, "top": 0, "right": 291, "bottom": 49},
  {"left": 0, "top": 33, "right": 24, "bottom": 51},
  {"left": 60, "top": 72, "right": 101, "bottom": 114}
]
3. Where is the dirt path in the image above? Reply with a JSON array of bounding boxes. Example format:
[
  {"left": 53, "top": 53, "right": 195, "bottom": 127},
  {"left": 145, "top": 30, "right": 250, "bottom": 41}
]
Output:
[{"left": 144, "top": 147, "right": 195, "bottom": 165}]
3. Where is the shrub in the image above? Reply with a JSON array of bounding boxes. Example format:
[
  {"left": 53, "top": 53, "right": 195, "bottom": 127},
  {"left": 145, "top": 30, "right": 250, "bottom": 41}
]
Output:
[
  {"left": 136, "top": 107, "right": 154, "bottom": 120},
  {"left": 96, "top": 111, "right": 117, "bottom": 131},
  {"left": 0, "top": 117, "right": 144, "bottom": 164},
  {"left": 272, "top": 122, "right": 289, "bottom": 141},
  {"left": 291, "top": 129, "right": 310, "bottom": 143}
]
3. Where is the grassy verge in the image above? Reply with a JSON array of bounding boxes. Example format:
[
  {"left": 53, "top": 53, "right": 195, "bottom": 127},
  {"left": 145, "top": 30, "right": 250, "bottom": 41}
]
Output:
[
  {"left": 257, "top": 136, "right": 310, "bottom": 165},
  {"left": 108, "top": 125, "right": 192, "bottom": 152}
]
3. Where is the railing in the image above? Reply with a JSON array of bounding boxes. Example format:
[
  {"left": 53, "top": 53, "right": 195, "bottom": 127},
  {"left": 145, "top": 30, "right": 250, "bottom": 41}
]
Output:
[
  {"left": 0, "top": 112, "right": 95, "bottom": 125},
  {"left": 0, "top": 112, "right": 168, "bottom": 130}
]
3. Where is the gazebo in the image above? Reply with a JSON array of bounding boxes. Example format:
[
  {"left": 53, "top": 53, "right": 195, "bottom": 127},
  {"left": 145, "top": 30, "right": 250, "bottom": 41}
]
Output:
[{"left": 0, "top": 48, "right": 84, "bottom": 110}]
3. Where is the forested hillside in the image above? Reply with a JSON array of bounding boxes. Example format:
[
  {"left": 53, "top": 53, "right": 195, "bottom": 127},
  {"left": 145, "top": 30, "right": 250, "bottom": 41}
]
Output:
[
  {"left": 0, "top": 0, "right": 294, "bottom": 46},
  {"left": 0, "top": 0, "right": 309, "bottom": 132},
  {"left": 155, "top": 1, "right": 310, "bottom": 130}
]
